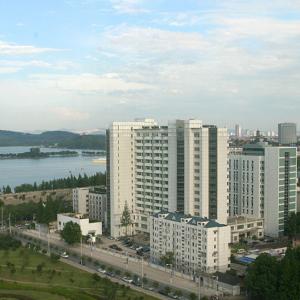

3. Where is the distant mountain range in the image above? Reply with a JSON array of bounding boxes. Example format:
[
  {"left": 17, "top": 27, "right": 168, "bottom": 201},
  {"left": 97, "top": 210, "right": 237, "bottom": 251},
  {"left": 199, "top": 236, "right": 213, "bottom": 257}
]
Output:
[{"left": 0, "top": 130, "right": 106, "bottom": 150}]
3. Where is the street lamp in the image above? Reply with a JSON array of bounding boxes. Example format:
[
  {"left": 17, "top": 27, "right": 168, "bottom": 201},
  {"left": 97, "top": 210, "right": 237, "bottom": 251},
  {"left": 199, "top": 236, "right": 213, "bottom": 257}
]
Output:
[
  {"left": 166, "top": 263, "right": 173, "bottom": 284},
  {"left": 141, "top": 256, "right": 144, "bottom": 288}
]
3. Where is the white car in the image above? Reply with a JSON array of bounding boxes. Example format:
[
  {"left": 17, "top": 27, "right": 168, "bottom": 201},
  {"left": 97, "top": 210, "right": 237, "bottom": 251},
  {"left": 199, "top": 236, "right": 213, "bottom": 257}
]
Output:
[
  {"left": 60, "top": 252, "right": 69, "bottom": 258},
  {"left": 122, "top": 277, "right": 133, "bottom": 284},
  {"left": 97, "top": 268, "right": 106, "bottom": 274}
]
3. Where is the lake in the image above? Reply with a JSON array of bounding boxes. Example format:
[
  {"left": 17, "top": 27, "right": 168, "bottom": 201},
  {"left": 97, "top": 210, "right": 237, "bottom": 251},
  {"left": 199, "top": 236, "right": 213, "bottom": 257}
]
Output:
[{"left": 0, "top": 146, "right": 106, "bottom": 189}]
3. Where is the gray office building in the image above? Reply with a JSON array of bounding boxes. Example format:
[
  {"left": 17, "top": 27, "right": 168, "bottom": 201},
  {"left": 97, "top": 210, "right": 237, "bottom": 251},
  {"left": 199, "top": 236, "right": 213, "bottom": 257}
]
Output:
[{"left": 278, "top": 123, "right": 297, "bottom": 145}]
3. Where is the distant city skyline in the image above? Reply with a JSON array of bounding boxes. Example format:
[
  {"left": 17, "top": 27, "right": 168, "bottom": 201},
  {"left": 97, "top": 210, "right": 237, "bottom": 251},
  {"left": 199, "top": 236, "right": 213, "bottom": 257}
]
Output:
[{"left": 0, "top": 0, "right": 300, "bottom": 131}]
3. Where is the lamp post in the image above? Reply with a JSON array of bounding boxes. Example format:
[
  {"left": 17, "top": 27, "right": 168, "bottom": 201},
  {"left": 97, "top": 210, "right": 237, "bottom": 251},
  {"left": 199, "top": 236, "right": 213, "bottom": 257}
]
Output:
[
  {"left": 80, "top": 236, "right": 83, "bottom": 265},
  {"left": 197, "top": 268, "right": 202, "bottom": 300},
  {"left": 141, "top": 256, "right": 144, "bottom": 288},
  {"left": 166, "top": 263, "right": 173, "bottom": 284}
]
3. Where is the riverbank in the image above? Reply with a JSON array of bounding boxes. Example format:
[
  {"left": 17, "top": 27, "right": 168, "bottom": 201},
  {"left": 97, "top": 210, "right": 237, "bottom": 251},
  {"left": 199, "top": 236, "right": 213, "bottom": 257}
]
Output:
[{"left": 0, "top": 149, "right": 78, "bottom": 160}]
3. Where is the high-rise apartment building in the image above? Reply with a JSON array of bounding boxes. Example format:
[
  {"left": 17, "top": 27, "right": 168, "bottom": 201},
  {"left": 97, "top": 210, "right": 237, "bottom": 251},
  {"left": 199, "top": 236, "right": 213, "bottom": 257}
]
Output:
[
  {"left": 229, "top": 142, "right": 297, "bottom": 237},
  {"left": 278, "top": 123, "right": 297, "bottom": 145},
  {"left": 107, "top": 119, "right": 228, "bottom": 238}
]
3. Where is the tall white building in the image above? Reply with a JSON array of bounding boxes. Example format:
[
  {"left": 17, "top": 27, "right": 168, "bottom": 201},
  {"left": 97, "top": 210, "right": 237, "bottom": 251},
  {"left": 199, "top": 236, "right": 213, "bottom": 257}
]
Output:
[
  {"left": 107, "top": 119, "right": 228, "bottom": 238},
  {"left": 150, "top": 212, "right": 231, "bottom": 274},
  {"left": 229, "top": 142, "right": 297, "bottom": 237}
]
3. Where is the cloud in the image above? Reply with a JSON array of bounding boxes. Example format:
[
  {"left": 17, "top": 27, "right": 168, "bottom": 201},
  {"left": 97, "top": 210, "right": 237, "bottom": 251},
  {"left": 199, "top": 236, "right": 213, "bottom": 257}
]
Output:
[
  {"left": 110, "top": 0, "right": 148, "bottom": 14},
  {"left": 104, "top": 26, "right": 209, "bottom": 57},
  {"left": 0, "top": 40, "right": 62, "bottom": 56},
  {"left": 30, "top": 72, "right": 154, "bottom": 93},
  {"left": 0, "top": 60, "right": 76, "bottom": 73},
  {"left": 52, "top": 107, "right": 90, "bottom": 121}
]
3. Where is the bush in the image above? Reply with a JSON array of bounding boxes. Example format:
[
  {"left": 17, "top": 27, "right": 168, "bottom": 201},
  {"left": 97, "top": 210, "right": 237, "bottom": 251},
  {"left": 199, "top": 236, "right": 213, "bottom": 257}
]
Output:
[
  {"left": 50, "top": 253, "right": 60, "bottom": 263},
  {"left": 0, "top": 235, "right": 21, "bottom": 250}
]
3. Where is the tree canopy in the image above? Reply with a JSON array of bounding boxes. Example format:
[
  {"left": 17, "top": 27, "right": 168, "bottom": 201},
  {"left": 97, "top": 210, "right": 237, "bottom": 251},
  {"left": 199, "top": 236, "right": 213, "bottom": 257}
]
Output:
[
  {"left": 60, "top": 221, "right": 82, "bottom": 245},
  {"left": 285, "top": 212, "right": 300, "bottom": 239},
  {"left": 1, "top": 196, "right": 72, "bottom": 226},
  {"left": 246, "top": 248, "right": 300, "bottom": 300},
  {"left": 120, "top": 203, "right": 132, "bottom": 236},
  {"left": 13, "top": 172, "right": 106, "bottom": 193},
  {"left": 161, "top": 251, "right": 175, "bottom": 266}
]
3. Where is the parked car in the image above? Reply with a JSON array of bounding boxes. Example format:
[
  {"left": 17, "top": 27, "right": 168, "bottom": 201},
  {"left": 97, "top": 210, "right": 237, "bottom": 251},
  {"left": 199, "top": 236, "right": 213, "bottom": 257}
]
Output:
[
  {"left": 109, "top": 244, "right": 122, "bottom": 251},
  {"left": 106, "top": 272, "right": 115, "bottom": 277},
  {"left": 97, "top": 268, "right": 106, "bottom": 274},
  {"left": 122, "top": 277, "right": 133, "bottom": 284},
  {"left": 60, "top": 252, "right": 69, "bottom": 258}
]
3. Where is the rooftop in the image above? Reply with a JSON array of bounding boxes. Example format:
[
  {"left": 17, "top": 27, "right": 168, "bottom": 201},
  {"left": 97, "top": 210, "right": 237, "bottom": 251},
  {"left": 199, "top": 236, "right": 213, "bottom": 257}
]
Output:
[{"left": 153, "top": 211, "right": 226, "bottom": 228}]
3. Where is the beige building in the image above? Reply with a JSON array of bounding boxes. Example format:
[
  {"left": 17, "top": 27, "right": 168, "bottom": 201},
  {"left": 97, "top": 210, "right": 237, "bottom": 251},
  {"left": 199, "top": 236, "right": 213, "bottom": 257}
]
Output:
[
  {"left": 107, "top": 119, "right": 229, "bottom": 238},
  {"left": 150, "top": 212, "right": 231, "bottom": 275},
  {"left": 228, "top": 216, "right": 264, "bottom": 243},
  {"left": 73, "top": 187, "right": 107, "bottom": 226}
]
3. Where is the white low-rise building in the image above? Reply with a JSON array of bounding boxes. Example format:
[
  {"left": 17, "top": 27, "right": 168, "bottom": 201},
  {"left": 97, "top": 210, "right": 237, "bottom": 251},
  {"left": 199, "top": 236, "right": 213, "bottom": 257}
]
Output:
[
  {"left": 228, "top": 216, "right": 264, "bottom": 243},
  {"left": 57, "top": 213, "right": 102, "bottom": 236},
  {"left": 150, "top": 212, "right": 231, "bottom": 275}
]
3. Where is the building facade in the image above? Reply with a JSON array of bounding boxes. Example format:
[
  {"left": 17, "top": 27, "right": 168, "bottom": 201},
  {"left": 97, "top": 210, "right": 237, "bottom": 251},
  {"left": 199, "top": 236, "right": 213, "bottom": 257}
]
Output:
[
  {"left": 57, "top": 213, "right": 102, "bottom": 236},
  {"left": 278, "top": 123, "right": 297, "bottom": 145},
  {"left": 73, "top": 187, "right": 89, "bottom": 215},
  {"left": 107, "top": 119, "right": 228, "bottom": 238},
  {"left": 150, "top": 212, "right": 231, "bottom": 274},
  {"left": 228, "top": 142, "right": 297, "bottom": 237},
  {"left": 228, "top": 216, "right": 264, "bottom": 243},
  {"left": 73, "top": 187, "right": 107, "bottom": 226}
]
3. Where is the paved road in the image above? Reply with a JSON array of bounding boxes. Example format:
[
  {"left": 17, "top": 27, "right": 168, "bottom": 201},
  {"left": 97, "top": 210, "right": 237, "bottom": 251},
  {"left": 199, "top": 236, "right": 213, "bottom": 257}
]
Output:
[{"left": 18, "top": 229, "right": 219, "bottom": 297}]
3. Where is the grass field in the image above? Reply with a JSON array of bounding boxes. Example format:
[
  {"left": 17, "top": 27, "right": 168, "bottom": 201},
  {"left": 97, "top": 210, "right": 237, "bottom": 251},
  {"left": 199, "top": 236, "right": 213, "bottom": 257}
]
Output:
[{"left": 0, "top": 248, "right": 159, "bottom": 300}]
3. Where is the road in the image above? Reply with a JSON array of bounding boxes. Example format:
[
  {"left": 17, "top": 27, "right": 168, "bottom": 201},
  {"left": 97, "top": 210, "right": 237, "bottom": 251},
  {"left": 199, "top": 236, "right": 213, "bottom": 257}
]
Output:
[{"left": 17, "top": 229, "right": 218, "bottom": 298}]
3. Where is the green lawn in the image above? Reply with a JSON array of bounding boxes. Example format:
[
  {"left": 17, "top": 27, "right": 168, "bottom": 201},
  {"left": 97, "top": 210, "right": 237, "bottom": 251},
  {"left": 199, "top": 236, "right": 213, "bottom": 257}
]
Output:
[{"left": 0, "top": 248, "right": 158, "bottom": 300}]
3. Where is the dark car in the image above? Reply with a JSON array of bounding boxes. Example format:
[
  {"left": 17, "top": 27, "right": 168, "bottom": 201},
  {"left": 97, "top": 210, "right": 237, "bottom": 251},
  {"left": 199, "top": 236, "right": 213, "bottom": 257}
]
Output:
[{"left": 109, "top": 244, "right": 122, "bottom": 251}]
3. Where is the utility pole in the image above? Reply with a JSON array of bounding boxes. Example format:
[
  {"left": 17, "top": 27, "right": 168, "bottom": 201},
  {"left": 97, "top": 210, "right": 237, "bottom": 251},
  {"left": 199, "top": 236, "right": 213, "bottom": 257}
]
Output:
[
  {"left": 1, "top": 206, "right": 3, "bottom": 230},
  {"left": 47, "top": 227, "right": 50, "bottom": 255},
  {"left": 125, "top": 251, "right": 129, "bottom": 270},
  {"left": 8, "top": 213, "right": 11, "bottom": 235},
  {"left": 198, "top": 268, "right": 202, "bottom": 300},
  {"left": 80, "top": 236, "right": 83, "bottom": 264},
  {"left": 141, "top": 256, "right": 144, "bottom": 288}
]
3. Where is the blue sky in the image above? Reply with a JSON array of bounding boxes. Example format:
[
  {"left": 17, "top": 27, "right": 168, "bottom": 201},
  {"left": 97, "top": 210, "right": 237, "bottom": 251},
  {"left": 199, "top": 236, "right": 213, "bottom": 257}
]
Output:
[{"left": 0, "top": 0, "right": 300, "bottom": 132}]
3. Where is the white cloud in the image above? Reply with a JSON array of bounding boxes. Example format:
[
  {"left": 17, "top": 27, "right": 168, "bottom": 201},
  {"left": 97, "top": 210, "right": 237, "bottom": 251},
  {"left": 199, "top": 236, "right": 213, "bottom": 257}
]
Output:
[
  {"left": 0, "top": 60, "right": 76, "bottom": 73},
  {"left": 30, "top": 73, "right": 154, "bottom": 93},
  {"left": 0, "top": 40, "right": 62, "bottom": 56},
  {"left": 110, "top": 0, "right": 148, "bottom": 14},
  {"left": 105, "top": 26, "right": 209, "bottom": 56},
  {"left": 52, "top": 107, "right": 90, "bottom": 121}
]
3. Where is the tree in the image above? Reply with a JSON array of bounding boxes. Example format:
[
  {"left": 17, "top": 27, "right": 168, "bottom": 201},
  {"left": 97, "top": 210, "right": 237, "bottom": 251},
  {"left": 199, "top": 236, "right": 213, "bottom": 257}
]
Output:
[
  {"left": 285, "top": 212, "right": 300, "bottom": 239},
  {"left": 161, "top": 251, "right": 174, "bottom": 266},
  {"left": 189, "top": 293, "right": 197, "bottom": 300},
  {"left": 277, "top": 247, "right": 300, "bottom": 300},
  {"left": 245, "top": 253, "right": 279, "bottom": 300},
  {"left": 120, "top": 203, "right": 132, "bottom": 236},
  {"left": 60, "top": 221, "right": 81, "bottom": 245}
]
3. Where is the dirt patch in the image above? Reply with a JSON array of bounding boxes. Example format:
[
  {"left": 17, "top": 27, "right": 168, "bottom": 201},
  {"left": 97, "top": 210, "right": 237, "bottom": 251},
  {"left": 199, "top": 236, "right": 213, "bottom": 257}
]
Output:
[{"left": 0, "top": 189, "right": 72, "bottom": 206}]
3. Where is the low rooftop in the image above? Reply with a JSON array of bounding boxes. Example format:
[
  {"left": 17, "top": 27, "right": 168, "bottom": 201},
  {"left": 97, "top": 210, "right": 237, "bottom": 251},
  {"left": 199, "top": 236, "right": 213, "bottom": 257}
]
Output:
[{"left": 153, "top": 211, "right": 226, "bottom": 228}]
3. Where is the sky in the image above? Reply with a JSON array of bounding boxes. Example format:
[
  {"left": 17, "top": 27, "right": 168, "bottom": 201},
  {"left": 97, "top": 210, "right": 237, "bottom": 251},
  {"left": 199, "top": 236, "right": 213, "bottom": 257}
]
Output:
[{"left": 0, "top": 0, "right": 300, "bottom": 132}]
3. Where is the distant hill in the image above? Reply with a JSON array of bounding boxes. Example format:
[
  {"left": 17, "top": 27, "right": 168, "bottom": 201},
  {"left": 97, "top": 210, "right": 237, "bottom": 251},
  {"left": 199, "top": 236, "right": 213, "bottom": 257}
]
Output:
[{"left": 0, "top": 130, "right": 106, "bottom": 150}]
